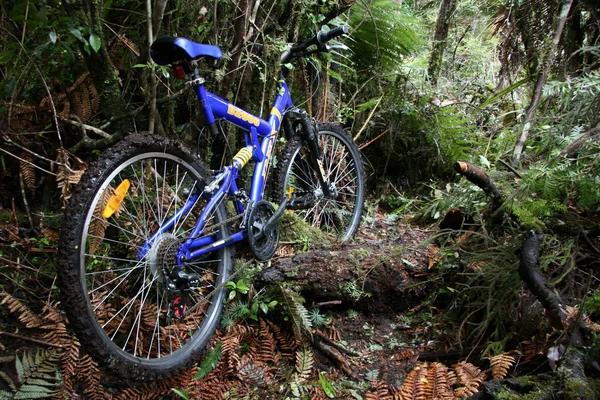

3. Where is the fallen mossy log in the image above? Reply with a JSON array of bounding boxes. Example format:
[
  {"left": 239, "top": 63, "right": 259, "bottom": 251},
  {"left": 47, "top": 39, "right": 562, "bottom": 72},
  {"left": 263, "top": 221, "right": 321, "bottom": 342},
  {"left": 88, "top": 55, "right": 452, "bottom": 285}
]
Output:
[{"left": 254, "top": 243, "right": 429, "bottom": 312}]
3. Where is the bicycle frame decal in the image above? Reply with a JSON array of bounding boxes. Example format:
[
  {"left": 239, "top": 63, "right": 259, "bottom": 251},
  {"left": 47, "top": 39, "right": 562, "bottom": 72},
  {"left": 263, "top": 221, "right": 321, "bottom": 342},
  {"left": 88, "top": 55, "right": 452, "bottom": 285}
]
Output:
[{"left": 226, "top": 104, "right": 261, "bottom": 127}]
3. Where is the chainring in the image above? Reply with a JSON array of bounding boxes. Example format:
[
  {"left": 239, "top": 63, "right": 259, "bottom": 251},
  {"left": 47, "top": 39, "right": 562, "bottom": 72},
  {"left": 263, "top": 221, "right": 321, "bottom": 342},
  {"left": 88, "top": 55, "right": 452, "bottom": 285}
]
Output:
[{"left": 247, "top": 200, "right": 280, "bottom": 261}]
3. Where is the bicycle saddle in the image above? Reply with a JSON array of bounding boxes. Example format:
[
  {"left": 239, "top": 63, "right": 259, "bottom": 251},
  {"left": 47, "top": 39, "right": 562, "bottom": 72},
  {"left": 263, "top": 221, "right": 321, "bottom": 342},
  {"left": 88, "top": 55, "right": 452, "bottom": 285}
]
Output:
[{"left": 151, "top": 36, "right": 222, "bottom": 65}]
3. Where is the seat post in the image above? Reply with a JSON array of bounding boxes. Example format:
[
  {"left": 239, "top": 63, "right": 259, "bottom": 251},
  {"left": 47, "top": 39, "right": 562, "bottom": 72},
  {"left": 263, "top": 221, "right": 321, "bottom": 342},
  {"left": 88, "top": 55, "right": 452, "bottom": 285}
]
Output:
[{"left": 192, "top": 68, "right": 219, "bottom": 137}]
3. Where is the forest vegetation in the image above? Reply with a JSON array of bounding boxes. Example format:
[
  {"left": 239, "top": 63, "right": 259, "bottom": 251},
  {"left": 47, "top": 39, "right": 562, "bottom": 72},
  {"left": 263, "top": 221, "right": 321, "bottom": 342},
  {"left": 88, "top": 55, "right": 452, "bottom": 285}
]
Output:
[{"left": 0, "top": 0, "right": 599, "bottom": 398}]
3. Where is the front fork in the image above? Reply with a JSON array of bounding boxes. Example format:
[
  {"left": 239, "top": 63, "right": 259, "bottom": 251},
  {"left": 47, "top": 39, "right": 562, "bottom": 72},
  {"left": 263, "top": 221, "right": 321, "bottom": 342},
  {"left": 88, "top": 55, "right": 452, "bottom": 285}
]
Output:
[{"left": 284, "top": 111, "right": 331, "bottom": 197}]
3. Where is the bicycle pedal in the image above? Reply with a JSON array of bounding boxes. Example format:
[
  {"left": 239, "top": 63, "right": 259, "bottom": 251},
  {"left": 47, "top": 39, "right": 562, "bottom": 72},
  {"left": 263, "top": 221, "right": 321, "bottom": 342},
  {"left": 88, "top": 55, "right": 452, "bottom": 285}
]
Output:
[{"left": 287, "top": 193, "right": 315, "bottom": 210}]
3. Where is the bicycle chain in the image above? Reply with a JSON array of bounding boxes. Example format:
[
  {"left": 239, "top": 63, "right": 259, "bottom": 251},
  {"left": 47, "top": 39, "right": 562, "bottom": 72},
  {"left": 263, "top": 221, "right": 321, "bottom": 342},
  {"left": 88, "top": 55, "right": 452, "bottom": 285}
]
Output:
[{"left": 197, "top": 211, "right": 246, "bottom": 237}]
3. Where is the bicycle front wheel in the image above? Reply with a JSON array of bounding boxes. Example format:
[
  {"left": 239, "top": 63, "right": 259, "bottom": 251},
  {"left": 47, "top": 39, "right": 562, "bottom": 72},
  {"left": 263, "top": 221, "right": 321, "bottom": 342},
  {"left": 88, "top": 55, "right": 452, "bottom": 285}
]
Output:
[
  {"left": 274, "top": 122, "right": 365, "bottom": 241},
  {"left": 58, "top": 134, "right": 231, "bottom": 381}
]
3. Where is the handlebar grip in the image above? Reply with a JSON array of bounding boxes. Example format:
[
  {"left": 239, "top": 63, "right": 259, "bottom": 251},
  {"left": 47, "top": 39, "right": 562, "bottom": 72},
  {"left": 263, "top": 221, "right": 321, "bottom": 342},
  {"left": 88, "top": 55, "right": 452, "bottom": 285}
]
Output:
[{"left": 317, "top": 25, "right": 348, "bottom": 43}]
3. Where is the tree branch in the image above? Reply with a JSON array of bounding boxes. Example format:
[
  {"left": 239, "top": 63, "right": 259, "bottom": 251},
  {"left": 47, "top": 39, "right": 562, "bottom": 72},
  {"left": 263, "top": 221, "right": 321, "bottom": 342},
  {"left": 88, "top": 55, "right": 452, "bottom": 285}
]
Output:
[{"left": 559, "top": 121, "right": 600, "bottom": 158}]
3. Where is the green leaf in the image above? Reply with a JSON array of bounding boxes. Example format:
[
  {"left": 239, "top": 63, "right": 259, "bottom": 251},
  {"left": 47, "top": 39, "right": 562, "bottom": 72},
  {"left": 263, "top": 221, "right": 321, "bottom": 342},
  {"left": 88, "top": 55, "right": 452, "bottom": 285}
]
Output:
[
  {"left": 69, "top": 27, "right": 85, "bottom": 43},
  {"left": 356, "top": 97, "right": 381, "bottom": 113},
  {"left": 319, "top": 372, "right": 336, "bottom": 398},
  {"left": 480, "top": 76, "right": 533, "bottom": 108},
  {"left": 479, "top": 155, "right": 491, "bottom": 169},
  {"left": 171, "top": 388, "right": 189, "bottom": 399},
  {"left": 89, "top": 33, "right": 101, "bottom": 52},
  {"left": 49, "top": 31, "right": 57, "bottom": 44},
  {"left": 225, "top": 281, "right": 237, "bottom": 289},
  {"left": 0, "top": 50, "right": 15, "bottom": 65},
  {"left": 236, "top": 282, "right": 249, "bottom": 294}
]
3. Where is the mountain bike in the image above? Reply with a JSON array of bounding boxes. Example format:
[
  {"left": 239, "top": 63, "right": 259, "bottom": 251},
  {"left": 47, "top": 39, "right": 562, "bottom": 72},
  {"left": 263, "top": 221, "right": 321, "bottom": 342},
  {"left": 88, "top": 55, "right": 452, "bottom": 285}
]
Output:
[{"left": 57, "top": 25, "right": 365, "bottom": 381}]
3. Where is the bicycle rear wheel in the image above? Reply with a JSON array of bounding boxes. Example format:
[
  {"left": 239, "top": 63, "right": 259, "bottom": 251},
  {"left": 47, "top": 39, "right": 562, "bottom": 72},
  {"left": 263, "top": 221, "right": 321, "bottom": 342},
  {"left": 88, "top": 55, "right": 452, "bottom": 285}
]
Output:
[
  {"left": 274, "top": 122, "right": 365, "bottom": 241},
  {"left": 58, "top": 134, "right": 231, "bottom": 381}
]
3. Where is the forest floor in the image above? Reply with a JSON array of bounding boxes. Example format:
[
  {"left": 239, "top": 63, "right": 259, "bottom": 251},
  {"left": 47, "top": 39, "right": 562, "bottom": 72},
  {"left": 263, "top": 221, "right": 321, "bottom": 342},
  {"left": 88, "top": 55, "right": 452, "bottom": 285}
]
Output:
[{"left": 0, "top": 208, "right": 594, "bottom": 399}]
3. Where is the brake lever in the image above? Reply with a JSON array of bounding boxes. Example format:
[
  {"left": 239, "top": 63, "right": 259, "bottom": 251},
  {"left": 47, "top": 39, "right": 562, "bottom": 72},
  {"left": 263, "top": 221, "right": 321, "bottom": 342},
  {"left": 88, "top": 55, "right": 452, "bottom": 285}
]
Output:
[{"left": 327, "top": 43, "right": 350, "bottom": 52}]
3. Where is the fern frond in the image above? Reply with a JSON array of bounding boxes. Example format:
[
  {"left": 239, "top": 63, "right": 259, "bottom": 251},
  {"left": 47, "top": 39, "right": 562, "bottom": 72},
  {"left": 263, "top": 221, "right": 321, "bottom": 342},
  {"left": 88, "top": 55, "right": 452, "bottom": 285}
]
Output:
[
  {"left": 0, "top": 370, "right": 17, "bottom": 391},
  {"left": 431, "top": 362, "right": 454, "bottom": 399},
  {"left": 256, "top": 319, "right": 278, "bottom": 365},
  {"left": 453, "top": 361, "right": 485, "bottom": 397},
  {"left": 397, "top": 363, "right": 428, "bottom": 400},
  {"left": 195, "top": 342, "right": 223, "bottom": 380},
  {"left": 278, "top": 285, "right": 312, "bottom": 340},
  {"left": 77, "top": 354, "right": 101, "bottom": 399},
  {"left": 12, "top": 349, "right": 61, "bottom": 398},
  {"left": 87, "top": 187, "right": 111, "bottom": 255},
  {"left": 349, "top": 0, "right": 422, "bottom": 71},
  {"left": 490, "top": 353, "right": 516, "bottom": 380},
  {"left": 294, "top": 345, "right": 314, "bottom": 382},
  {"left": 221, "top": 333, "right": 241, "bottom": 374},
  {"left": 0, "top": 292, "right": 42, "bottom": 328},
  {"left": 365, "top": 379, "right": 393, "bottom": 399},
  {"left": 267, "top": 320, "right": 298, "bottom": 356},
  {"left": 20, "top": 152, "right": 36, "bottom": 194}
]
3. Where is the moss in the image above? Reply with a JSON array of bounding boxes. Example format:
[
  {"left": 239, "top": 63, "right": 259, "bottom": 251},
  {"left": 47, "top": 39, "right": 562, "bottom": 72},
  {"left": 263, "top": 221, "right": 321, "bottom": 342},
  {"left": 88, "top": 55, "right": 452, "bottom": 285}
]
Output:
[
  {"left": 280, "top": 211, "right": 329, "bottom": 248},
  {"left": 564, "top": 376, "right": 596, "bottom": 399}
]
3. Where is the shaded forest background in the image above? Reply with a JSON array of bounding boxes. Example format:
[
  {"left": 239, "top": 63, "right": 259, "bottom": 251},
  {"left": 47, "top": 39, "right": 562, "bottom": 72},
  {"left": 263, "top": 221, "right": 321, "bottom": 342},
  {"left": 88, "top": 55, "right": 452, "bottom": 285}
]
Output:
[{"left": 0, "top": 0, "right": 600, "bottom": 398}]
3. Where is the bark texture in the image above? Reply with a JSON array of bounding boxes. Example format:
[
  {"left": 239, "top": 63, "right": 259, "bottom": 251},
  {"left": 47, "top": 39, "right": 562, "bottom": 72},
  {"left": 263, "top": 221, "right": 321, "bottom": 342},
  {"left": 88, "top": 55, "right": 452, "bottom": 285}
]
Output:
[
  {"left": 427, "top": 0, "right": 457, "bottom": 86},
  {"left": 254, "top": 243, "right": 429, "bottom": 312}
]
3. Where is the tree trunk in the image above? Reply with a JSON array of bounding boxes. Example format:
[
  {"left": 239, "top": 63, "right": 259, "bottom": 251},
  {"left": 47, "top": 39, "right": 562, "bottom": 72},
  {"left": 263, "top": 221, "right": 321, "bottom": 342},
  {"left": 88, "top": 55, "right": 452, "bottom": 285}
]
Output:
[
  {"left": 427, "top": 0, "right": 457, "bottom": 87},
  {"left": 512, "top": 0, "right": 575, "bottom": 165}
]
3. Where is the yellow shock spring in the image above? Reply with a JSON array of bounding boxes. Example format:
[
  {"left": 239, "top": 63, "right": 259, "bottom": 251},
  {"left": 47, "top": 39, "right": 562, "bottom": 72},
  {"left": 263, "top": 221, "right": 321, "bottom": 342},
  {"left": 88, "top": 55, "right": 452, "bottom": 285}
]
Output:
[{"left": 233, "top": 146, "right": 253, "bottom": 169}]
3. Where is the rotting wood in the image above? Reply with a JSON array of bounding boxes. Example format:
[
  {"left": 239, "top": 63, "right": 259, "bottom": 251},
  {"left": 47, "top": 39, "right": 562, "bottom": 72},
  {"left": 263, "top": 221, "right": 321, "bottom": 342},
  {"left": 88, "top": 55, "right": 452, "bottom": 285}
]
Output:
[{"left": 253, "top": 244, "right": 429, "bottom": 312}]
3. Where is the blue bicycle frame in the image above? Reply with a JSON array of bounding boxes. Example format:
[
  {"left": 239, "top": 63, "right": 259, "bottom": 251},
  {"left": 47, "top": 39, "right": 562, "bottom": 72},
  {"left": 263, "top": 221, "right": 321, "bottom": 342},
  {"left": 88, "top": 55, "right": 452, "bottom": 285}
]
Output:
[{"left": 138, "top": 77, "right": 294, "bottom": 264}]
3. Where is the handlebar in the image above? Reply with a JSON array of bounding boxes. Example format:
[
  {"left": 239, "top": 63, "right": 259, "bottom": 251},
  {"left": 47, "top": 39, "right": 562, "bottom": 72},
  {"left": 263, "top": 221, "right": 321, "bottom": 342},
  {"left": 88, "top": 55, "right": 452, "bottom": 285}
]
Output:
[
  {"left": 280, "top": 25, "right": 348, "bottom": 65},
  {"left": 317, "top": 25, "right": 348, "bottom": 43}
]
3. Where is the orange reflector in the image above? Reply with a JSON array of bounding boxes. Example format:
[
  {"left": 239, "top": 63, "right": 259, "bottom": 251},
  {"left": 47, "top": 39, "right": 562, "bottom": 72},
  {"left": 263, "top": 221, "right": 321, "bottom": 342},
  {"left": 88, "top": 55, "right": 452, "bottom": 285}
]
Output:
[
  {"left": 287, "top": 187, "right": 295, "bottom": 199},
  {"left": 102, "top": 179, "right": 130, "bottom": 219}
]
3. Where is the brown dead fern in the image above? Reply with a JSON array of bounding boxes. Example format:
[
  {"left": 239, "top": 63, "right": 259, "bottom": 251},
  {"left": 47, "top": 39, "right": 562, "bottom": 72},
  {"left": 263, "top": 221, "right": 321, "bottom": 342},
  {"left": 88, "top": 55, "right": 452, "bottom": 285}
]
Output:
[
  {"left": 87, "top": 186, "right": 111, "bottom": 255},
  {"left": 365, "top": 379, "right": 393, "bottom": 400},
  {"left": 267, "top": 319, "right": 298, "bottom": 356},
  {"left": 453, "top": 361, "right": 486, "bottom": 398},
  {"left": 256, "top": 319, "right": 278, "bottom": 365},
  {"left": 0, "top": 292, "right": 43, "bottom": 328},
  {"left": 490, "top": 353, "right": 516, "bottom": 380},
  {"left": 20, "top": 152, "right": 36, "bottom": 194},
  {"left": 396, "top": 362, "right": 429, "bottom": 400},
  {"left": 55, "top": 148, "right": 86, "bottom": 204}
]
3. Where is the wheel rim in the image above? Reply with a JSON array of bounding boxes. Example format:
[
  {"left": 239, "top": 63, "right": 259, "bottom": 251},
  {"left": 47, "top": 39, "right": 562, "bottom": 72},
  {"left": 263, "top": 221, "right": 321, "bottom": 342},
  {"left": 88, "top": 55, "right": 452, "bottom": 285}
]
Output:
[
  {"left": 284, "top": 131, "right": 361, "bottom": 241},
  {"left": 79, "top": 152, "right": 227, "bottom": 364}
]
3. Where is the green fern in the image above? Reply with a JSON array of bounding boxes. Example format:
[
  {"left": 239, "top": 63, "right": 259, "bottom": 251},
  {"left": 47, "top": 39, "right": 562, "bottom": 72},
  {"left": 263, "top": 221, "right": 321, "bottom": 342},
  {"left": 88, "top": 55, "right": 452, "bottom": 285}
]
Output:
[
  {"left": 195, "top": 342, "right": 223, "bottom": 380},
  {"left": 289, "top": 345, "right": 314, "bottom": 395},
  {"left": 435, "top": 105, "right": 478, "bottom": 164},
  {"left": 0, "top": 349, "right": 61, "bottom": 399},
  {"left": 278, "top": 285, "right": 313, "bottom": 341},
  {"left": 349, "top": 0, "right": 422, "bottom": 72},
  {"left": 294, "top": 345, "right": 314, "bottom": 381}
]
